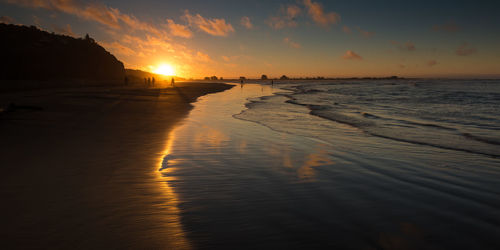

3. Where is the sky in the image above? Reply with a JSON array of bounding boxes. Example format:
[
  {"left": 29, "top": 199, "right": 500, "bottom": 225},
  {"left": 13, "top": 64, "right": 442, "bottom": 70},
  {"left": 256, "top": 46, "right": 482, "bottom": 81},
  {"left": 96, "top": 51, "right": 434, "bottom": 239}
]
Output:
[{"left": 1, "top": 0, "right": 500, "bottom": 78}]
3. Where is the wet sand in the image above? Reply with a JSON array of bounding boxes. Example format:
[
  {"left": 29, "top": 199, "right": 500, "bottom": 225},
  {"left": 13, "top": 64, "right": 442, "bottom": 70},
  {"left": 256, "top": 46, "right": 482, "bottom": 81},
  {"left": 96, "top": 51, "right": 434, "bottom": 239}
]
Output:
[{"left": 0, "top": 82, "right": 233, "bottom": 249}]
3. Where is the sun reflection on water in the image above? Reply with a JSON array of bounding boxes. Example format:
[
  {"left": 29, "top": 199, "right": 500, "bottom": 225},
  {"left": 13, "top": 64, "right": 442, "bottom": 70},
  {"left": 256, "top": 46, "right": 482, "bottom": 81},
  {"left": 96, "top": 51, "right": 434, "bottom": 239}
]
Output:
[{"left": 155, "top": 128, "right": 192, "bottom": 250}]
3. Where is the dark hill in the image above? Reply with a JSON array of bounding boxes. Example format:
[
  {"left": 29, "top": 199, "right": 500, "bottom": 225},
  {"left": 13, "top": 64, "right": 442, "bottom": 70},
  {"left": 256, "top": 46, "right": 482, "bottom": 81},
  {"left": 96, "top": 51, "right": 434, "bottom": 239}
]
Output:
[{"left": 0, "top": 23, "right": 125, "bottom": 81}]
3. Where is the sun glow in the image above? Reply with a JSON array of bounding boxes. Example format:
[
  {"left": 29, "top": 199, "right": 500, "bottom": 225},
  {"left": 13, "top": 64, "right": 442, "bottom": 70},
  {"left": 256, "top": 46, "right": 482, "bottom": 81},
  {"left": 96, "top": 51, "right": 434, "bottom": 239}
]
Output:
[{"left": 154, "top": 64, "right": 175, "bottom": 76}]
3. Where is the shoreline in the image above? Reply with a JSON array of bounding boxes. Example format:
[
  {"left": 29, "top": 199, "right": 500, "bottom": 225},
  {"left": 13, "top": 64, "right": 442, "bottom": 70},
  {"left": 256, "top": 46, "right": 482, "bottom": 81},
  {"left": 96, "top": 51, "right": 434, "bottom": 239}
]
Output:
[{"left": 0, "top": 82, "right": 233, "bottom": 248}]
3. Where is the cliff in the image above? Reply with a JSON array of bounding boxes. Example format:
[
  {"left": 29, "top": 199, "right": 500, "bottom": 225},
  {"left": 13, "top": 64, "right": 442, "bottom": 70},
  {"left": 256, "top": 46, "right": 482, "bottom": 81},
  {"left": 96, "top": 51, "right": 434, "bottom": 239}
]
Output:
[{"left": 0, "top": 24, "right": 125, "bottom": 81}]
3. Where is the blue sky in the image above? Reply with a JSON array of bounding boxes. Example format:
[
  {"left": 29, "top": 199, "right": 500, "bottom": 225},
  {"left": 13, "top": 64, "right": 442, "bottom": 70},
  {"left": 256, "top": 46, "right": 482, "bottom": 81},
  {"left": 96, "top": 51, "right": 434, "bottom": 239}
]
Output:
[{"left": 1, "top": 0, "right": 499, "bottom": 78}]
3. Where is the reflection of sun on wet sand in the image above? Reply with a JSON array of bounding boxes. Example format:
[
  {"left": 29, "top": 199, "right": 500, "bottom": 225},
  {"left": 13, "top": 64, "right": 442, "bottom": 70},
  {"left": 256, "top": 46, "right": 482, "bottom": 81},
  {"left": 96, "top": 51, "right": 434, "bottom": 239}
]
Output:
[{"left": 0, "top": 82, "right": 233, "bottom": 249}]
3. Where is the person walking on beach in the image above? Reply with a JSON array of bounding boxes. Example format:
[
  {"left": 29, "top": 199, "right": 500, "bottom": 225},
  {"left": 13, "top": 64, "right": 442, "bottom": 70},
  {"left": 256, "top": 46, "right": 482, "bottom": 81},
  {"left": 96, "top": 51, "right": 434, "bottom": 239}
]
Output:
[
  {"left": 171, "top": 77, "right": 175, "bottom": 87},
  {"left": 152, "top": 77, "right": 155, "bottom": 87}
]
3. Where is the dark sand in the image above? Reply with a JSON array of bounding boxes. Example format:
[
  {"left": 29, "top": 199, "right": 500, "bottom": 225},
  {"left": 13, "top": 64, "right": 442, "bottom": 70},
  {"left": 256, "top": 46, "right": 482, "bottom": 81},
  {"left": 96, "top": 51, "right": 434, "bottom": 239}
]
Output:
[{"left": 0, "top": 82, "right": 233, "bottom": 249}]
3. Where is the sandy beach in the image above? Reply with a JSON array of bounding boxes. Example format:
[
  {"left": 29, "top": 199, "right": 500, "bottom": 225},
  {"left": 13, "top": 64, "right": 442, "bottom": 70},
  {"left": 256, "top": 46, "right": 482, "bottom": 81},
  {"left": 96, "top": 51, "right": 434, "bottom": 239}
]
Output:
[{"left": 0, "top": 82, "right": 233, "bottom": 249}]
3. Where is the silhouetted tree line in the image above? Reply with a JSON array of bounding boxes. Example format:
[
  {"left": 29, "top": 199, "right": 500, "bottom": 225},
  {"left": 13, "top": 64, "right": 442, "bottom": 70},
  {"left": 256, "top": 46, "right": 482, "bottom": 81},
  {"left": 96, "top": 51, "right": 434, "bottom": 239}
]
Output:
[{"left": 0, "top": 23, "right": 125, "bottom": 81}]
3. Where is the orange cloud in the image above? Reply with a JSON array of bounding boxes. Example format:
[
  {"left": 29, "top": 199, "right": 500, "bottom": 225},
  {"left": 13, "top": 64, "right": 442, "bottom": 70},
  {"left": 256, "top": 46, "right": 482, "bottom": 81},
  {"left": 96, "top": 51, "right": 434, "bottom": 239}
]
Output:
[
  {"left": 52, "top": 23, "right": 75, "bottom": 36},
  {"left": 0, "top": 15, "right": 15, "bottom": 24},
  {"left": 267, "top": 4, "right": 301, "bottom": 29},
  {"left": 240, "top": 16, "right": 253, "bottom": 29},
  {"left": 342, "top": 25, "right": 351, "bottom": 34},
  {"left": 287, "top": 5, "right": 301, "bottom": 19},
  {"left": 196, "top": 51, "right": 211, "bottom": 62},
  {"left": 303, "top": 0, "right": 340, "bottom": 27},
  {"left": 6, "top": 0, "right": 162, "bottom": 35},
  {"left": 357, "top": 27, "right": 374, "bottom": 38},
  {"left": 183, "top": 11, "right": 234, "bottom": 37},
  {"left": 99, "top": 41, "right": 136, "bottom": 57},
  {"left": 427, "top": 60, "right": 438, "bottom": 67},
  {"left": 284, "top": 37, "right": 301, "bottom": 49},
  {"left": 342, "top": 50, "right": 362, "bottom": 60},
  {"left": 166, "top": 19, "right": 192, "bottom": 38},
  {"left": 456, "top": 43, "right": 477, "bottom": 56}
]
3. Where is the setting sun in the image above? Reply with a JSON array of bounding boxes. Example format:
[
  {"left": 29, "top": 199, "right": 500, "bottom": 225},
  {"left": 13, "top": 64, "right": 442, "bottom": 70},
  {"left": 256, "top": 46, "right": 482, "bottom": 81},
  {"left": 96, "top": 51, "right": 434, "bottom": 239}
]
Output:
[{"left": 154, "top": 64, "right": 175, "bottom": 76}]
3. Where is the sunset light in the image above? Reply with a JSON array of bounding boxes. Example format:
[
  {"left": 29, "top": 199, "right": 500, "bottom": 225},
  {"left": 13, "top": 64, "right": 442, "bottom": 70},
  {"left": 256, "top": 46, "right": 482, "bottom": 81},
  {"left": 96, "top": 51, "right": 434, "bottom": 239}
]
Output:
[
  {"left": 154, "top": 64, "right": 175, "bottom": 76},
  {"left": 2, "top": 0, "right": 499, "bottom": 249}
]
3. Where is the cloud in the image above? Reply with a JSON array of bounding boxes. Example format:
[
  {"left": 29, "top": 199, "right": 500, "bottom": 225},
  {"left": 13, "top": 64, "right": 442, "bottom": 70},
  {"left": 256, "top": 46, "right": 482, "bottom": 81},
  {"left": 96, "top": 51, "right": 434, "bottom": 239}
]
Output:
[
  {"left": 342, "top": 25, "right": 351, "bottom": 34},
  {"left": 284, "top": 37, "right": 301, "bottom": 49},
  {"left": 342, "top": 50, "right": 362, "bottom": 60},
  {"left": 427, "top": 60, "right": 438, "bottom": 67},
  {"left": 287, "top": 5, "right": 301, "bottom": 19},
  {"left": 433, "top": 21, "right": 460, "bottom": 33},
  {"left": 52, "top": 23, "right": 75, "bottom": 36},
  {"left": 196, "top": 51, "right": 211, "bottom": 62},
  {"left": 267, "top": 4, "right": 301, "bottom": 29},
  {"left": 32, "top": 15, "right": 41, "bottom": 27},
  {"left": 240, "top": 16, "right": 253, "bottom": 29},
  {"left": 166, "top": 19, "right": 192, "bottom": 38},
  {"left": 357, "top": 27, "right": 374, "bottom": 38},
  {"left": 303, "top": 0, "right": 340, "bottom": 27},
  {"left": 183, "top": 11, "right": 234, "bottom": 37},
  {"left": 392, "top": 41, "right": 416, "bottom": 51},
  {"left": 456, "top": 43, "right": 477, "bottom": 56},
  {"left": 0, "top": 15, "right": 15, "bottom": 24},
  {"left": 5, "top": 0, "right": 162, "bottom": 35},
  {"left": 99, "top": 41, "right": 136, "bottom": 57}
]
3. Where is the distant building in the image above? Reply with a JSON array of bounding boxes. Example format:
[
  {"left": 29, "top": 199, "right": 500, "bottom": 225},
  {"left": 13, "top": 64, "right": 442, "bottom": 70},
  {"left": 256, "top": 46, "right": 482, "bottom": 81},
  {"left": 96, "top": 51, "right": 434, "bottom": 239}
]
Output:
[
  {"left": 210, "top": 76, "right": 218, "bottom": 80},
  {"left": 261, "top": 74, "right": 268, "bottom": 80},
  {"left": 280, "top": 75, "right": 289, "bottom": 80}
]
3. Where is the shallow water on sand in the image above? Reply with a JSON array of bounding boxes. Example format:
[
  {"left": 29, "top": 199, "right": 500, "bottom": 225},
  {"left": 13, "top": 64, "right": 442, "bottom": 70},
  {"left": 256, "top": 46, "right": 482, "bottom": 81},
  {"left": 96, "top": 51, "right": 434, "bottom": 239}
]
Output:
[{"left": 160, "top": 83, "right": 500, "bottom": 249}]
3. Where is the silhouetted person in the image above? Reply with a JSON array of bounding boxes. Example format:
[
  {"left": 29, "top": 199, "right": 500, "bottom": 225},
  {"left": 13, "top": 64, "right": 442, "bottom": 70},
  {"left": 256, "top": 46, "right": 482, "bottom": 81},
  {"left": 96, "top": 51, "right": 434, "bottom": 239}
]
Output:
[
  {"left": 240, "top": 79, "right": 244, "bottom": 84},
  {"left": 152, "top": 77, "right": 155, "bottom": 87},
  {"left": 271, "top": 80, "right": 274, "bottom": 86},
  {"left": 147, "top": 77, "right": 151, "bottom": 87},
  {"left": 171, "top": 78, "right": 175, "bottom": 87}
]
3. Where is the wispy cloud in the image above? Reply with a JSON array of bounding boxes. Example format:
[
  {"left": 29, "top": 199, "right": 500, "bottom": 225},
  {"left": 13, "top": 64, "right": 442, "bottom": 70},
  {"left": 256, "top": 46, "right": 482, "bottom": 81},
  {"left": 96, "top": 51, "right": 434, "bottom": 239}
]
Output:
[
  {"left": 357, "top": 27, "right": 374, "bottom": 38},
  {"left": 433, "top": 21, "right": 460, "bottom": 33},
  {"left": 52, "top": 23, "right": 75, "bottom": 36},
  {"left": 196, "top": 51, "right": 212, "bottom": 62},
  {"left": 427, "top": 60, "right": 438, "bottom": 67},
  {"left": 5, "top": 0, "right": 162, "bottom": 35},
  {"left": 284, "top": 37, "right": 301, "bottom": 49},
  {"left": 342, "top": 25, "right": 351, "bottom": 34},
  {"left": 32, "top": 15, "right": 41, "bottom": 27},
  {"left": 456, "top": 42, "right": 477, "bottom": 56},
  {"left": 166, "top": 19, "right": 192, "bottom": 38},
  {"left": 240, "top": 16, "right": 253, "bottom": 29},
  {"left": 303, "top": 0, "right": 340, "bottom": 27},
  {"left": 267, "top": 4, "right": 301, "bottom": 29},
  {"left": 0, "top": 15, "right": 15, "bottom": 24},
  {"left": 391, "top": 41, "right": 416, "bottom": 51},
  {"left": 183, "top": 11, "right": 234, "bottom": 37},
  {"left": 342, "top": 50, "right": 362, "bottom": 60},
  {"left": 99, "top": 41, "right": 136, "bottom": 57}
]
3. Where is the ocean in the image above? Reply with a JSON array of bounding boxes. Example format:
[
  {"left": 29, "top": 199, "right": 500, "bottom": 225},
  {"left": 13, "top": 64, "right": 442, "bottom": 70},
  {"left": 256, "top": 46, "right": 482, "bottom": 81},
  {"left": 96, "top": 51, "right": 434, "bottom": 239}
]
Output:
[{"left": 160, "top": 80, "right": 500, "bottom": 249}]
